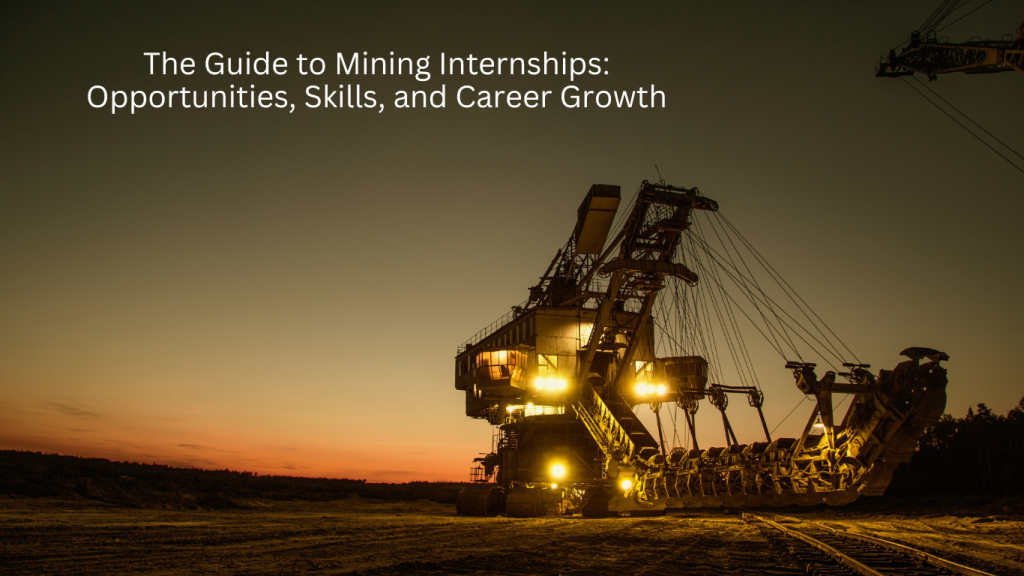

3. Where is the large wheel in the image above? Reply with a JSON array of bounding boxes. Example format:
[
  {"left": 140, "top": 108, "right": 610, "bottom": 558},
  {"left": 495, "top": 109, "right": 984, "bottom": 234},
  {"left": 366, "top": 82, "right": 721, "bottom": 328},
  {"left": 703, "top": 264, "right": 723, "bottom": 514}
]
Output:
[
  {"left": 456, "top": 485, "right": 505, "bottom": 516},
  {"left": 505, "top": 488, "right": 546, "bottom": 517}
]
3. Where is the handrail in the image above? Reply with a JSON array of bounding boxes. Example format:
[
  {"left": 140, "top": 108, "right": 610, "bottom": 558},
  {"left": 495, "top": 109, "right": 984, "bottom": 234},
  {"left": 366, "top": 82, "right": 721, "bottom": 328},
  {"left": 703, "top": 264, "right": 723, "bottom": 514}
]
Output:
[
  {"left": 456, "top": 298, "right": 530, "bottom": 354},
  {"left": 573, "top": 381, "right": 638, "bottom": 465},
  {"left": 455, "top": 281, "right": 609, "bottom": 355}
]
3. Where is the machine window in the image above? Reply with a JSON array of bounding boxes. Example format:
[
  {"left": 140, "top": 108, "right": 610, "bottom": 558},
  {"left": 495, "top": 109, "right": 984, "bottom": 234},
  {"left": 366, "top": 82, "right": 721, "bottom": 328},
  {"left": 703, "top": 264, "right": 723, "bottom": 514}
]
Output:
[
  {"left": 635, "top": 360, "right": 654, "bottom": 382},
  {"left": 477, "top": 349, "right": 527, "bottom": 382}
]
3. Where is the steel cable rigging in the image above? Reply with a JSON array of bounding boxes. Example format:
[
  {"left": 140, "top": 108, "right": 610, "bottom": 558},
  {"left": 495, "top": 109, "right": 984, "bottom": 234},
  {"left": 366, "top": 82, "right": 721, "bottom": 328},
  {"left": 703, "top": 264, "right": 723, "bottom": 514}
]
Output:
[
  {"left": 878, "top": 0, "right": 1023, "bottom": 176},
  {"left": 893, "top": 0, "right": 992, "bottom": 50},
  {"left": 900, "top": 76, "right": 1024, "bottom": 176},
  {"left": 642, "top": 194, "right": 866, "bottom": 443}
]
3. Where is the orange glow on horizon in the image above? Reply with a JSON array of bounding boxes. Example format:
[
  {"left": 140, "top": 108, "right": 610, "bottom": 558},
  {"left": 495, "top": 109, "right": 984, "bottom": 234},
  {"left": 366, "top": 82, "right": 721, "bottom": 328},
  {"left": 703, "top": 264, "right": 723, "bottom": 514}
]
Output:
[{"left": 0, "top": 399, "right": 476, "bottom": 483}]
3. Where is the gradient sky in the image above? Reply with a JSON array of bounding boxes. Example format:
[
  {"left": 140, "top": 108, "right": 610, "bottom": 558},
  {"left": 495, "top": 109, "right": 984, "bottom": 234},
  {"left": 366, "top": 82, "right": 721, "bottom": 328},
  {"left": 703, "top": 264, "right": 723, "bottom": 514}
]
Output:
[{"left": 2, "top": 1, "right": 1022, "bottom": 482}]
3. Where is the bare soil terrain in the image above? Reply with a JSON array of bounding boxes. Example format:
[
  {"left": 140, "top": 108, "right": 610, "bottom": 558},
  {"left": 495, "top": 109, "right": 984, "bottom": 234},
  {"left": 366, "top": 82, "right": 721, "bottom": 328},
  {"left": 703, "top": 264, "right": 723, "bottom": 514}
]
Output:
[
  {"left": 806, "top": 511, "right": 1024, "bottom": 576},
  {"left": 3, "top": 453, "right": 1024, "bottom": 574},
  {"left": 0, "top": 496, "right": 796, "bottom": 575},
  {"left": 3, "top": 497, "right": 1023, "bottom": 576}
]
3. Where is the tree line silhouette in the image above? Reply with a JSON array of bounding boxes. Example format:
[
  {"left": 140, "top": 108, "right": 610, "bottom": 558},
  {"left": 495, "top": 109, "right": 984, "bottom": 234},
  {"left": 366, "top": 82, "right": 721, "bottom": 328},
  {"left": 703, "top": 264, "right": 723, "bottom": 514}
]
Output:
[
  {"left": 0, "top": 450, "right": 467, "bottom": 508},
  {"left": 887, "top": 396, "right": 1024, "bottom": 497}
]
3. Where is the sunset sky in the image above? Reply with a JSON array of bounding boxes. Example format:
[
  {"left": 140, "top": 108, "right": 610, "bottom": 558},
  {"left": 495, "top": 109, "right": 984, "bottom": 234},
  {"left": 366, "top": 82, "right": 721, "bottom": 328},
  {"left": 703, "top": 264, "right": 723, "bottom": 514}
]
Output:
[{"left": 2, "top": 1, "right": 1022, "bottom": 482}]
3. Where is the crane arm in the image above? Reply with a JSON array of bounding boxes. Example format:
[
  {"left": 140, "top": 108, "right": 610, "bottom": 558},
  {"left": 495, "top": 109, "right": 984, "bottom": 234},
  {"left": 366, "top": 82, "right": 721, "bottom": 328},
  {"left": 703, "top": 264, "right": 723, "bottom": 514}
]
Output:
[{"left": 878, "top": 22, "right": 1024, "bottom": 79}]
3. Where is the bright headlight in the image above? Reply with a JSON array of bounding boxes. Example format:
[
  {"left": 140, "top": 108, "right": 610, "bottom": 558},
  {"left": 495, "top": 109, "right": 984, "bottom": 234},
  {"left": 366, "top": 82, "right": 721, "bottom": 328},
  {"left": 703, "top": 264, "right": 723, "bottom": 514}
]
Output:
[
  {"left": 550, "top": 463, "right": 566, "bottom": 479},
  {"left": 635, "top": 383, "right": 647, "bottom": 396},
  {"left": 646, "top": 384, "right": 656, "bottom": 394},
  {"left": 620, "top": 478, "right": 633, "bottom": 491},
  {"left": 656, "top": 384, "right": 666, "bottom": 395},
  {"left": 536, "top": 377, "right": 567, "bottom": 392}
]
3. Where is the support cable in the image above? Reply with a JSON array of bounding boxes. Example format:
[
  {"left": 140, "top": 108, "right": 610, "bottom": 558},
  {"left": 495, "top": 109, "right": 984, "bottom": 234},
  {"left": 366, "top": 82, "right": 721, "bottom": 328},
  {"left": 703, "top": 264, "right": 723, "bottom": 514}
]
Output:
[
  {"left": 700, "top": 212, "right": 794, "bottom": 369},
  {"left": 675, "top": 244, "right": 790, "bottom": 360},
  {"left": 703, "top": 211, "right": 794, "bottom": 359},
  {"left": 934, "top": 0, "right": 991, "bottom": 33},
  {"left": 683, "top": 228, "right": 795, "bottom": 360},
  {"left": 912, "top": 76, "right": 1024, "bottom": 162},
  {"left": 682, "top": 237, "right": 848, "bottom": 369},
  {"left": 770, "top": 396, "right": 809, "bottom": 437},
  {"left": 686, "top": 233, "right": 811, "bottom": 359},
  {"left": 890, "top": 1, "right": 992, "bottom": 74},
  {"left": 692, "top": 232, "right": 752, "bottom": 387},
  {"left": 691, "top": 227, "right": 842, "bottom": 362},
  {"left": 692, "top": 217, "right": 763, "bottom": 390},
  {"left": 899, "top": 76, "right": 1024, "bottom": 176},
  {"left": 919, "top": 0, "right": 968, "bottom": 34},
  {"left": 717, "top": 214, "right": 860, "bottom": 363},
  {"left": 688, "top": 234, "right": 731, "bottom": 385}
]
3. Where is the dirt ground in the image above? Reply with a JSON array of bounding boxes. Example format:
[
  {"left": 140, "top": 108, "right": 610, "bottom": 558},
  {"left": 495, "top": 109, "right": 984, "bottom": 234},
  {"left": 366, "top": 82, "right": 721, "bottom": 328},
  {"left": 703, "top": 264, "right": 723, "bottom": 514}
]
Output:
[
  {"left": 2, "top": 497, "right": 1022, "bottom": 575},
  {"left": 800, "top": 510, "right": 1024, "bottom": 576}
]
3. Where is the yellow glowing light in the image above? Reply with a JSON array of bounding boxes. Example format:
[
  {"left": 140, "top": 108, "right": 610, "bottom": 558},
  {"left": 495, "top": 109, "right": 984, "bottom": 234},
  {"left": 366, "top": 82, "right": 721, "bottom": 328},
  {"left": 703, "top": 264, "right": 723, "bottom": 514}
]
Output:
[
  {"left": 536, "top": 377, "right": 568, "bottom": 392},
  {"left": 635, "top": 383, "right": 647, "bottom": 396},
  {"left": 656, "top": 384, "right": 667, "bottom": 395},
  {"left": 551, "top": 483, "right": 558, "bottom": 489},
  {"left": 646, "top": 384, "right": 656, "bottom": 394},
  {"left": 506, "top": 405, "right": 516, "bottom": 413},
  {"left": 526, "top": 402, "right": 534, "bottom": 409},
  {"left": 620, "top": 479, "right": 633, "bottom": 491},
  {"left": 550, "top": 463, "right": 566, "bottom": 479}
]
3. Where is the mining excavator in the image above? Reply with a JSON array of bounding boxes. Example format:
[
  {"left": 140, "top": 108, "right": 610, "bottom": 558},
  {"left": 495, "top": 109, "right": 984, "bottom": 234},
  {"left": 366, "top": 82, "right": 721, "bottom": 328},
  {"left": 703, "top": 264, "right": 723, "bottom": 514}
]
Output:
[{"left": 453, "top": 182, "right": 949, "bottom": 517}]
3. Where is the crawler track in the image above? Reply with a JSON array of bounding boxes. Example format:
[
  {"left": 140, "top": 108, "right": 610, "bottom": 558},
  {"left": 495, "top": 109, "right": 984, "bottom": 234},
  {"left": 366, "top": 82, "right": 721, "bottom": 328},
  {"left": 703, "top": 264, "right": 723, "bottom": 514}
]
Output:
[{"left": 744, "top": 513, "right": 998, "bottom": 576}]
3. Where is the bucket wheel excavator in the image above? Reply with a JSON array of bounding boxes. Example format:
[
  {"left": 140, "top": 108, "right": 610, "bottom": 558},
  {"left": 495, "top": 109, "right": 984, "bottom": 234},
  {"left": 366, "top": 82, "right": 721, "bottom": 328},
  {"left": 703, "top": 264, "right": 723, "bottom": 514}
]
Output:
[{"left": 453, "top": 182, "right": 949, "bottom": 517}]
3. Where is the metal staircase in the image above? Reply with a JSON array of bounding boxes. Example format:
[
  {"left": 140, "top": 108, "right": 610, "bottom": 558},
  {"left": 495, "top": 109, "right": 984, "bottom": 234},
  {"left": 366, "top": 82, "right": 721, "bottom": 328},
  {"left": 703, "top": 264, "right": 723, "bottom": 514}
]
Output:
[{"left": 573, "top": 381, "right": 660, "bottom": 468}]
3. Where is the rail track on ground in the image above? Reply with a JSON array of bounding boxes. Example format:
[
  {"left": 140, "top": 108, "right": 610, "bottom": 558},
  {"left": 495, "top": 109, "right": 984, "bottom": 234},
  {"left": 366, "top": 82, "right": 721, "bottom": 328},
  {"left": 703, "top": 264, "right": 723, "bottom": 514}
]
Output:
[{"left": 743, "top": 512, "right": 999, "bottom": 576}]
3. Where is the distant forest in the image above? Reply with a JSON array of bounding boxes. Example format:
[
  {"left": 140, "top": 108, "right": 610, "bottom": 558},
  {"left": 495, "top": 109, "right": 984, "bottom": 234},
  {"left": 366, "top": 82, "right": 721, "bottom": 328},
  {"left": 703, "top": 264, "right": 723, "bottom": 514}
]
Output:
[
  {"left": 887, "top": 396, "right": 1024, "bottom": 497},
  {"left": 0, "top": 450, "right": 467, "bottom": 508}
]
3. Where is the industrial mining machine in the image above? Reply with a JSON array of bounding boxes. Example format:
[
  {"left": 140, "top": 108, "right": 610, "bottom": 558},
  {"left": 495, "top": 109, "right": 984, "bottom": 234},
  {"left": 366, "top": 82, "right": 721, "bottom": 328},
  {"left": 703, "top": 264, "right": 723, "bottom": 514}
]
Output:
[
  {"left": 453, "top": 182, "right": 949, "bottom": 517},
  {"left": 876, "top": 7, "right": 1023, "bottom": 79}
]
